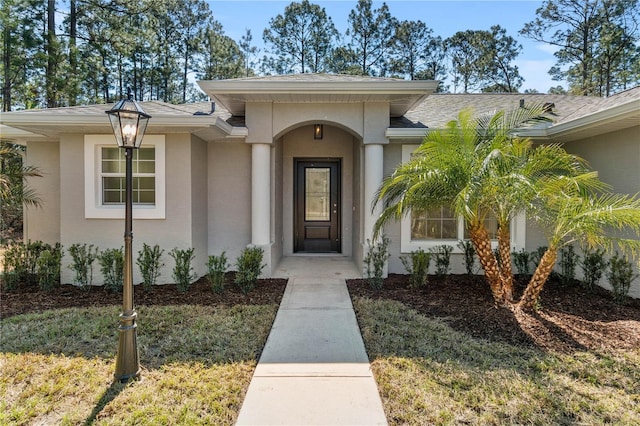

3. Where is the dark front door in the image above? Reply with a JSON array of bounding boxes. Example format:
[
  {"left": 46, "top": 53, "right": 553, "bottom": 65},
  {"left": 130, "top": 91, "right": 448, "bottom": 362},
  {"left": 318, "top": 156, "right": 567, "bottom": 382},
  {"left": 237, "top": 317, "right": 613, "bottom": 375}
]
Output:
[{"left": 294, "top": 159, "right": 341, "bottom": 253}]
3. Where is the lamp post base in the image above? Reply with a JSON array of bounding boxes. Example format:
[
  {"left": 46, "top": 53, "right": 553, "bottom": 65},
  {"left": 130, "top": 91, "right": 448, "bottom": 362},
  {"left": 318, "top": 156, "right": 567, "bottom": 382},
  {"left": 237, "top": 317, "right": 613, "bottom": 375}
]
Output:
[{"left": 114, "top": 310, "right": 140, "bottom": 382}]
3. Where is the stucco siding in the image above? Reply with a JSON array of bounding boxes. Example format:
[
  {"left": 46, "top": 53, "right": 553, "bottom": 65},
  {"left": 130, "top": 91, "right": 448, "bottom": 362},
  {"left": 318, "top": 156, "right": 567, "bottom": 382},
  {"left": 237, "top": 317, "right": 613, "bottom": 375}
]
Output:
[
  {"left": 25, "top": 140, "right": 60, "bottom": 244},
  {"left": 563, "top": 126, "right": 640, "bottom": 297},
  {"left": 191, "top": 135, "right": 208, "bottom": 279},
  {"left": 207, "top": 141, "right": 252, "bottom": 264}
]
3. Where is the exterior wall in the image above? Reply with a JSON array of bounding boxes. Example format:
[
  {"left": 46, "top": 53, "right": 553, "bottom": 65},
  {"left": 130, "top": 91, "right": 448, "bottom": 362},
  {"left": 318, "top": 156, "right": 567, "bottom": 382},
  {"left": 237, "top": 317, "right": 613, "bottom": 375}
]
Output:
[
  {"left": 190, "top": 135, "right": 208, "bottom": 279},
  {"left": 281, "top": 124, "right": 355, "bottom": 256},
  {"left": 563, "top": 126, "right": 640, "bottom": 298},
  {"left": 25, "top": 140, "right": 60, "bottom": 244},
  {"left": 207, "top": 141, "right": 252, "bottom": 264},
  {"left": 58, "top": 133, "right": 196, "bottom": 286},
  {"left": 272, "top": 138, "right": 284, "bottom": 270}
]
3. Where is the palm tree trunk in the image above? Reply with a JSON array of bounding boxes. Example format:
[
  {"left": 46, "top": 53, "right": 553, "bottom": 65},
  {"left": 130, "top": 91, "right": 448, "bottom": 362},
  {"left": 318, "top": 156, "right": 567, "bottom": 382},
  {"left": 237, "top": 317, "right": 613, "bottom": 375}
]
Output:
[
  {"left": 518, "top": 247, "right": 557, "bottom": 310},
  {"left": 470, "top": 223, "right": 504, "bottom": 305},
  {"left": 498, "top": 225, "right": 514, "bottom": 302}
]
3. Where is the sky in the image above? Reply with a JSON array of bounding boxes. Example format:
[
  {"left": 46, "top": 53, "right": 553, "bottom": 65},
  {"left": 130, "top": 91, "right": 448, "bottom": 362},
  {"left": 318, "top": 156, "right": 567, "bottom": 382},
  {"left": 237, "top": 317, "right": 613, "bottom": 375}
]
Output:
[{"left": 205, "top": 0, "right": 562, "bottom": 93}]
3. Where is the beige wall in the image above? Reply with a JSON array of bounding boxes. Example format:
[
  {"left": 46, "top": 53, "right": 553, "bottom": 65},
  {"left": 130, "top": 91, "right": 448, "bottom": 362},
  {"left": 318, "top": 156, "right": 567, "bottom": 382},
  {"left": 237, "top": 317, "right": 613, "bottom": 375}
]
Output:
[
  {"left": 56, "top": 133, "right": 200, "bottom": 285},
  {"left": 207, "top": 141, "right": 252, "bottom": 263},
  {"left": 563, "top": 126, "right": 640, "bottom": 297},
  {"left": 281, "top": 124, "right": 356, "bottom": 256},
  {"left": 25, "top": 140, "right": 60, "bottom": 244},
  {"left": 190, "top": 135, "right": 208, "bottom": 279}
]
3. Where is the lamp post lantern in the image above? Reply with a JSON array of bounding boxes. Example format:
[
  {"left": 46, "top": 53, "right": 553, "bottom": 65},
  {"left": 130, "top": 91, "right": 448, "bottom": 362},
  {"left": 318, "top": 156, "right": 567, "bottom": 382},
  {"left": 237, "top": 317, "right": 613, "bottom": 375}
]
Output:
[{"left": 106, "top": 88, "right": 151, "bottom": 382}]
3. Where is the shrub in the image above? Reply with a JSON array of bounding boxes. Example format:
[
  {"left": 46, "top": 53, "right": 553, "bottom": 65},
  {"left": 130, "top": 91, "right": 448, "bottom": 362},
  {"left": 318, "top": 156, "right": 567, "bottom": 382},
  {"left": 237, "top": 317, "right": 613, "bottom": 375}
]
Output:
[
  {"left": 68, "top": 243, "right": 98, "bottom": 289},
  {"left": 169, "top": 248, "right": 196, "bottom": 293},
  {"left": 430, "top": 245, "right": 453, "bottom": 278},
  {"left": 235, "top": 246, "right": 265, "bottom": 295},
  {"left": 24, "top": 240, "right": 50, "bottom": 285},
  {"left": 457, "top": 240, "right": 477, "bottom": 275},
  {"left": 2, "top": 242, "right": 26, "bottom": 290},
  {"left": 581, "top": 247, "right": 607, "bottom": 291},
  {"left": 98, "top": 248, "right": 124, "bottom": 293},
  {"left": 512, "top": 248, "right": 531, "bottom": 275},
  {"left": 207, "top": 252, "right": 229, "bottom": 293},
  {"left": 400, "top": 248, "right": 430, "bottom": 288},
  {"left": 35, "top": 244, "right": 63, "bottom": 291},
  {"left": 364, "top": 236, "right": 390, "bottom": 291},
  {"left": 606, "top": 252, "right": 638, "bottom": 304},
  {"left": 137, "top": 243, "right": 164, "bottom": 291},
  {"left": 559, "top": 245, "right": 579, "bottom": 286}
]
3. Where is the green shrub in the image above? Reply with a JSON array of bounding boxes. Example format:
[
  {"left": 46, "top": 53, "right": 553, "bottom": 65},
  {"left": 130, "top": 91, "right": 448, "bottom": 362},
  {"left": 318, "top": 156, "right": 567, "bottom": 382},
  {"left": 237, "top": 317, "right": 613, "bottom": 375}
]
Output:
[
  {"left": 581, "top": 247, "right": 607, "bottom": 291},
  {"left": 137, "top": 243, "right": 164, "bottom": 291},
  {"left": 235, "top": 246, "right": 265, "bottom": 295},
  {"left": 430, "top": 245, "right": 453, "bottom": 278},
  {"left": 2, "top": 242, "right": 26, "bottom": 290},
  {"left": 400, "top": 248, "right": 430, "bottom": 288},
  {"left": 457, "top": 240, "right": 477, "bottom": 275},
  {"left": 98, "top": 248, "right": 124, "bottom": 293},
  {"left": 559, "top": 245, "right": 579, "bottom": 286},
  {"left": 207, "top": 252, "right": 229, "bottom": 293},
  {"left": 67, "top": 243, "right": 98, "bottom": 289},
  {"left": 35, "top": 244, "right": 63, "bottom": 291},
  {"left": 512, "top": 248, "right": 531, "bottom": 275},
  {"left": 24, "top": 240, "right": 51, "bottom": 285},
  {"left": 169, "top": 247, "right": 196, "bottom": 293},
  {"left": 606, "top": 252, "right": 637, "bottom": 304},
  {"left": 364, "top": 236, "right": 390, "bottom": 291}
]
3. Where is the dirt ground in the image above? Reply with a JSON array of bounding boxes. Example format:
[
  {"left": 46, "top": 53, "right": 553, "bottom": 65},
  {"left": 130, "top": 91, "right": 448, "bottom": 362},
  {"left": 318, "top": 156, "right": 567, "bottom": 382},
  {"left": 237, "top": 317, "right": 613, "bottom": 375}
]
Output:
[{"left": 2, "top": 273, "right": 639, "bottom": 354}]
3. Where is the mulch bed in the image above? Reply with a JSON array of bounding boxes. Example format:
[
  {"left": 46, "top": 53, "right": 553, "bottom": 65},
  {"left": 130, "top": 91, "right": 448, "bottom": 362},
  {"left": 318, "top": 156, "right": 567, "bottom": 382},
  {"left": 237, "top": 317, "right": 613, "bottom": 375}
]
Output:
[
  {"left": 0, "top": 275, "right": 287, "bottom": 319},
  {"left": 2, "top": 272, "right": 639, "bottom": 354},
  {"left": 347, "top": 274, "right": 640, "bottom": 353}
]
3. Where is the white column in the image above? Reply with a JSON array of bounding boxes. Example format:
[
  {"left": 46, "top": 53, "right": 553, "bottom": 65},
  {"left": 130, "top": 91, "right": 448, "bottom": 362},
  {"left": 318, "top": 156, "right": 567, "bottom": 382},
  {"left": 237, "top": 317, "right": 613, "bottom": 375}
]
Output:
[
  {"left": 251, "top": 143, "right": 271, "bottom": 246},
  {"left": 364, "top": 143, "right": 384, "bottom": 243}
]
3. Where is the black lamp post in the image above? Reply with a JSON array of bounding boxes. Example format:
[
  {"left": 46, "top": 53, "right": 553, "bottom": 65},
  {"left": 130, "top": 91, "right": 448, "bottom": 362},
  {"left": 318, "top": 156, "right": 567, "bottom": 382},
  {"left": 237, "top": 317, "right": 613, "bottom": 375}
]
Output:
[{"left": 106, "top": 88, "right": 151, "bottom": 382}]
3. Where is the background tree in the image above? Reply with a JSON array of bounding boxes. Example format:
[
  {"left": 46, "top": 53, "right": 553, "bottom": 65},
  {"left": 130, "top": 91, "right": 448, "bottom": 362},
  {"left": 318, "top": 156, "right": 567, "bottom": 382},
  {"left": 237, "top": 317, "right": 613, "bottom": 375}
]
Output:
[
  {"left": 239, "top": 29, "right": 259, "bottom": 77},
  {"left": 199, "top": 24, "right": 245, "bottom": 81},
  {"left": 345, "top": 0, "right": 394, "bottom": 76},
  {"left": 389, "top": 20, "right": 433, "bottom": 80},
  {"left": 263, "top": 0, "right": 338, "bottom": 73},
  {"left": 520, "top": 0, "right": 640, "bottom": 96}
]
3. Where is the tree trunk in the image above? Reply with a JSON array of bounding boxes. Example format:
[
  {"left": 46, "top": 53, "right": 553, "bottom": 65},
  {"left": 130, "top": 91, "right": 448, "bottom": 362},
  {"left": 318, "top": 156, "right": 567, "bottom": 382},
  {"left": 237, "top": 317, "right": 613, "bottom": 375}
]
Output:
[
  {"left": 469, "top": 223, "right": 504, "bottom": 305},
  {"left": 498, "top": 224, "right": 514, "bottom": 302},
  {"left": 68, "top": 0, "right": 77, "bottom": 106},
  {"left": 518, "top": 247, "right": 557, "bottom": 310},
  {"left": 2, "top": 24, "right": 11, "bottom": 112},
  {"left": 46, "top": 0, "right": 56, "bottom": 107}
]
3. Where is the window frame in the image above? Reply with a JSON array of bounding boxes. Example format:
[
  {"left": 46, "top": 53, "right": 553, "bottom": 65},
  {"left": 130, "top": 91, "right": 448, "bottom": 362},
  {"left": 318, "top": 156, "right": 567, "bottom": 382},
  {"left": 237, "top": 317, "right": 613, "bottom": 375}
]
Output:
[
  {"left": 84, "top": 135, "right": 165, "bottom": 219},
  {"left": 400, "top": 145, "right": 525, "bottom": 253}
]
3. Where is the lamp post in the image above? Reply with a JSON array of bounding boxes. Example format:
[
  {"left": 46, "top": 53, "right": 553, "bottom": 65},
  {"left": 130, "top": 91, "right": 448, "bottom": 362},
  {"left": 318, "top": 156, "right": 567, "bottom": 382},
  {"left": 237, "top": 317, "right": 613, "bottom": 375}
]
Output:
[{"left": 106, "top": 88, "right": 151, "bottom": 382}]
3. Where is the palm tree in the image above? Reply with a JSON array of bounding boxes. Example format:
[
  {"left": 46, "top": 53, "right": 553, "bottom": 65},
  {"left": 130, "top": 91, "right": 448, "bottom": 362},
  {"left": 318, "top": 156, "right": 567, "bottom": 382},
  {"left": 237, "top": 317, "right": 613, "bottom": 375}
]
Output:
[
  {"left": 374, "top": 105, "right": 600, "bottom": 307},
  {"left": 0, "top": 142, "right": 42, "bottom": 236},
  {"left": 519, "top": 172, "right": 640, "bottom": 310},
  {"left": 374, "top": 106, "right": 552, "bottom": 305}
]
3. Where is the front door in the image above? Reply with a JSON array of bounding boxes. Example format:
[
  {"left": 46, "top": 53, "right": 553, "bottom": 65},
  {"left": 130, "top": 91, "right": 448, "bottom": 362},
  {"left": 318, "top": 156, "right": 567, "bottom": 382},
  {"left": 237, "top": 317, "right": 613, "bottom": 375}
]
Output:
[{"left": 294, "top": 159, "right": 341, "bottom": 253}]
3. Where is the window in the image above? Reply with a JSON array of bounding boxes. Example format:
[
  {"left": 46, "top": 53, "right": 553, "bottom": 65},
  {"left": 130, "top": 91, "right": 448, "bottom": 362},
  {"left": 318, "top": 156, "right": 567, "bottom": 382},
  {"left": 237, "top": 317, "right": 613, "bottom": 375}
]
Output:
[
  {"left": 401, "top": 145, "right": 525, "bottom": 253},
  {"left": 85, "top": 135, "right": 165, "bottom": 219},
  {"left": 101, "top": 147, "right": 155, "bottom": 205}
]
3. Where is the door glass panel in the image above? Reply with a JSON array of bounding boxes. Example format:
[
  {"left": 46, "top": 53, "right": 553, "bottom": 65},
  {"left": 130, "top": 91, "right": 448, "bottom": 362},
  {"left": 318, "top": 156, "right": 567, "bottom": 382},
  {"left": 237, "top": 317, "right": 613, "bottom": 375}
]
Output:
[{"left": 305, "top": 168, "right": 330, "bottom": 221}]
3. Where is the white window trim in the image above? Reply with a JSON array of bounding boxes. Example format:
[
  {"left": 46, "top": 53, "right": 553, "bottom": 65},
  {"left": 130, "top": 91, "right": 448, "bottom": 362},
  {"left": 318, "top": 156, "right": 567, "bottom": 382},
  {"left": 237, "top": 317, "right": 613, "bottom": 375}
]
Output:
[
  {"left": 400, "top": 145, "right": 525, "bottom": 253},
  {"left": 84, "top": 135, "right": 165, "bottom": 219}
]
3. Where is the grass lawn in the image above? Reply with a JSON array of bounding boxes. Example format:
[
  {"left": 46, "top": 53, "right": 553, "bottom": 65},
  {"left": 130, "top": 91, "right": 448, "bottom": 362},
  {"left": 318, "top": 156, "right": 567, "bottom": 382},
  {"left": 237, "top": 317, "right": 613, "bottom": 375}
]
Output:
[
  {"left": 354, "top": 297, "right": 640, "bottom": 425},
  {"left": 0, "top": 304, "right": 278, "bottom": 425}
]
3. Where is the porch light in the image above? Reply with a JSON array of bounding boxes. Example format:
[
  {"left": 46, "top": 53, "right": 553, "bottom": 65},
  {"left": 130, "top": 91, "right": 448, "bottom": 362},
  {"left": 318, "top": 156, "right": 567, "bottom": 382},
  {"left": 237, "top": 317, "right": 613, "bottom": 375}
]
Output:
[
  {"left": 314, "top": 124, "right": 323, "bottom": 140},
  {"left": 106, "top": 88, "right": 151, "bottom": 382}
]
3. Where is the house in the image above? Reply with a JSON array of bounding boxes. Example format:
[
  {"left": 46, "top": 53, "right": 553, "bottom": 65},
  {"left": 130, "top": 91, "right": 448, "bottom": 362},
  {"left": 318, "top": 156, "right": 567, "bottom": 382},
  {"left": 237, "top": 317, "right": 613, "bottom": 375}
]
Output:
[{"left": 1, "top": 74, "right": 639, "bottom": 296}]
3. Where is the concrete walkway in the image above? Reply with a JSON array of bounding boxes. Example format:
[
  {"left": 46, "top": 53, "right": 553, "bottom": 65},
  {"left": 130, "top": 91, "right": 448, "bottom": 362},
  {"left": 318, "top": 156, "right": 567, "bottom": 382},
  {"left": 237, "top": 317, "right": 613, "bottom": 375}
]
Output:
[{"left": 235, "top": 257, "right": 388, "bottom": 425}]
